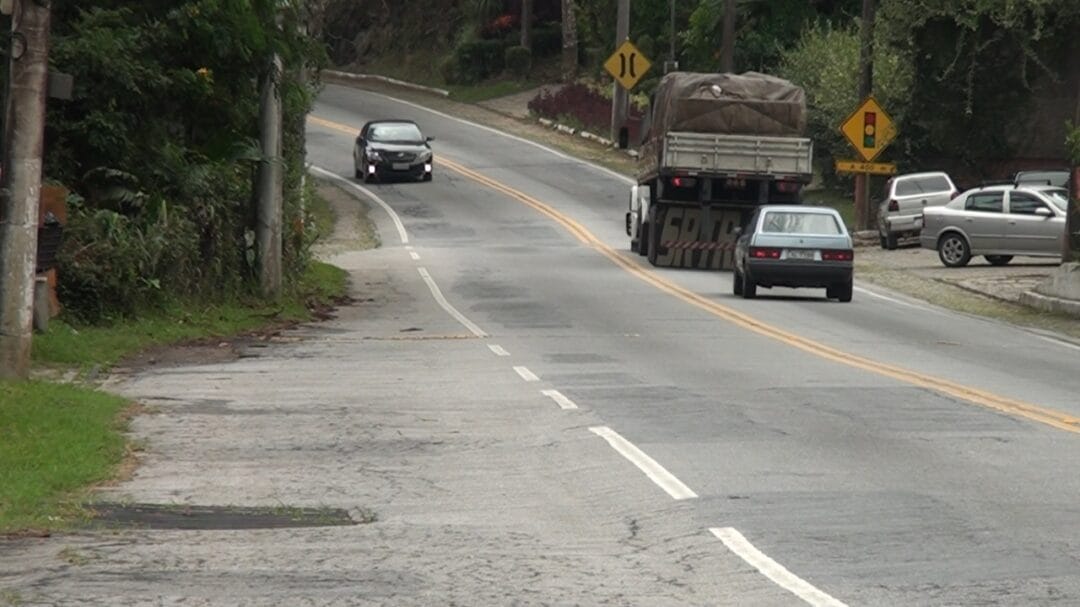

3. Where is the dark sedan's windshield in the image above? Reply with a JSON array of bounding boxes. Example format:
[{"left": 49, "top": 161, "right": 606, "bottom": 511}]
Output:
[{"left": 369, "top": 123, "right": 424, "bottom": 144}]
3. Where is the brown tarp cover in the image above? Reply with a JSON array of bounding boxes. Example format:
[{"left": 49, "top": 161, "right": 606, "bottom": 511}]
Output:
[{"left": 643, "top": 72, "right": 807, "bottom": 142}]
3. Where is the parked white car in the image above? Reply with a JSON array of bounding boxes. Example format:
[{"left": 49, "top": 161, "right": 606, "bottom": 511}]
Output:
[
  {"left": 878, "top": 172, "right": 959, "bottom": 250},
  {"left": 919, "top": 184, "right": 1068, "bottom": 267}
]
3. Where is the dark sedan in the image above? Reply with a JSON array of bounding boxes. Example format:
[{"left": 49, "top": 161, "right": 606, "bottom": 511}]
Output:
[
  {"left": 733, "top": 205, "right": 855, "bottom": 302},
  {"left": 353, "top": 120, "right": 434, "bottom": 183}
]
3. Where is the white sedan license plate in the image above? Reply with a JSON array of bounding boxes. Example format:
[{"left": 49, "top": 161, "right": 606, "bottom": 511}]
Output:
[
  {"left": 392, "top": 162, "right": 410, "bottom": 170},
  {"left": 785, "top": 249, "right": 816, "bottom": 260}
]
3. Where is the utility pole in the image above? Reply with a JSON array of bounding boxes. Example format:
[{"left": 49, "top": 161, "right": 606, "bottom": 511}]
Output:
[
  {"left": 1064, "top": 75, "right": 1080, "bottom": 262},
  {"left": 853, "top": 0, "right": 876, "bottom": 232},
  {"left": 256, "top": 53, "right": 283, "bottom": 298},
  {"left": 610, "top": 0, "right": 629, "bottom": 147},
  {"left": 0, "top": 0, "right": 51, "bottom": 380},
  {"left": 720, "top": 0, "right": 735, "bottom": 73}
]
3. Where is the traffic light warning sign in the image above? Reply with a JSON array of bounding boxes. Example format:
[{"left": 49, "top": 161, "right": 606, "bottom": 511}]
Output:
[{"left": 840, "top": 96, "right": 896, "bottom": 162}]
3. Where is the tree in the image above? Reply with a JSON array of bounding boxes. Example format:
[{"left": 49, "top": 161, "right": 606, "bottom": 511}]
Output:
[
  {"left": 776, "top": 21, "right": 912, "bottom": 182},
  {"left": 561, "top": 0, "right": 578, "bottom": 80},
  {"left": 521, "top": 0, "right": 532, "bottom": 49}
]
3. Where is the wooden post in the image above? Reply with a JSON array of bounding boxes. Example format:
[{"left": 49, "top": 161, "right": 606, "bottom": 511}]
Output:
[
  {"left": 610, "top": 0, "right": 629, "bottom": 146},
  {"left": 853, "top": 0, "right": 876, "bottom": 232}
]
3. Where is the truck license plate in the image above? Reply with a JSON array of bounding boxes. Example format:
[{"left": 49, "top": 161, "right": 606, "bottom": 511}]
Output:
[{"left": 785, "top": 249, "right": 816, "bottom": 260}]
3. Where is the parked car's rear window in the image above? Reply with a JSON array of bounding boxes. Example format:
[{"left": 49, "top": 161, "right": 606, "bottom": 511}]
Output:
[
  {"left": 964, "top": 191, "right": 1004, "bottom": 213},
  {"left": 761, "top": 212, "right": 842, "bottom": 235},
  {"left": 895, "top": 175, "right": 952, "bottom": 196},
  {"left": 1016, "top": 171, "right": 1068, "bottom": 188},
  {"left": 1043, "top": 189, "right": 1069, "bottom": 211}
]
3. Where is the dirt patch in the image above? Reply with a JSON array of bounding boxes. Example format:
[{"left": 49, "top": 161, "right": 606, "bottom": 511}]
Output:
[
  {"left": 312, "top": 178, "right": 381, "bottom": 255},
  {"left": 86, "top": 503, "right": 368, "bottom": 530}
]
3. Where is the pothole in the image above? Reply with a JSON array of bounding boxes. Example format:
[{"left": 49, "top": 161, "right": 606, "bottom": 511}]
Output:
[{"left": 86, "top": 503, "right": 373, "bottom": 531}]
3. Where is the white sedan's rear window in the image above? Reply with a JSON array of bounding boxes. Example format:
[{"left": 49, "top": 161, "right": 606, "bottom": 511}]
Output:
[{"left": 761, "top": 212, "right": 842, "bottom": 235}]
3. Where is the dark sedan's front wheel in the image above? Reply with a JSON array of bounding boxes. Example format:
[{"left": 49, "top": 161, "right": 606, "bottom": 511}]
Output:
[{"left": 937, "top": 232, "right": 971, "bottom": 268}]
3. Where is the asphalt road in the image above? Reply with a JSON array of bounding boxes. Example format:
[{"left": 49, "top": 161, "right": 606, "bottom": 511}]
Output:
[{"left": 4, "top": 83, "right": 1080, "bottom": 606}]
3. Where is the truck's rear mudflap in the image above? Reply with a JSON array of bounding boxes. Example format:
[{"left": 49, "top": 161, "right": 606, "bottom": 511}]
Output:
[{"left": 647, "top": 205, "right": 747, "bottom": 270}]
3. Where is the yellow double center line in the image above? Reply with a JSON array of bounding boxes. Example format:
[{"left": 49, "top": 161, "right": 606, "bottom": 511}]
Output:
[{"left": 310, "top": 114, "right": 1080, "bottom": 435}]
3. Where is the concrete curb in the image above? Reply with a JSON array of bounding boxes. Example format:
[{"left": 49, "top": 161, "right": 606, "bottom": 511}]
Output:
[
  {"left": 322, "top": 69, "right": 450, "bottom": 97},
  {"left": 533, "top": 116, "right": 639, "bottom": 159},
  {"left": 1019, "top": 290, "right": 1080, "bottom": 318}
]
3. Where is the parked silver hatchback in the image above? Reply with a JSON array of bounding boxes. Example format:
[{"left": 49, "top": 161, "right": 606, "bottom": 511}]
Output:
[
  {"left": 878, "top": 171, "right": 958, "bottom": 250},
  {"left": 920, "top": 185, "right": 1068, "bottom": 267}
]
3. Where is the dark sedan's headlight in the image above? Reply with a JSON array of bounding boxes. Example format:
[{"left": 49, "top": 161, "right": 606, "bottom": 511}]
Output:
[{"left": 367, "top": 149, "right": 383, "bottom": 162}]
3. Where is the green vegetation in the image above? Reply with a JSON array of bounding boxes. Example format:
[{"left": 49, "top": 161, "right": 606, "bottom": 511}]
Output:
[
  {"left": 0, "top": 381, "right": 130, "bottom": 532},
  {"left": 33, "top": 261, "right": 347, "bottom": 371},
  {"left": 48, "top": 2, "right": 325, "bottom": 323}
]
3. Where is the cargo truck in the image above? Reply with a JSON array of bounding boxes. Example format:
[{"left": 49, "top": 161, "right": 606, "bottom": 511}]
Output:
[{"left": 625, "top": 71, "right": 814, "bottom": 270}]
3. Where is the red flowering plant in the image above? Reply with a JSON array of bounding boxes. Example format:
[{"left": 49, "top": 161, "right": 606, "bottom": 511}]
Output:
[{"left": 481, "top": 13, "right": 518, "bottom": 39}]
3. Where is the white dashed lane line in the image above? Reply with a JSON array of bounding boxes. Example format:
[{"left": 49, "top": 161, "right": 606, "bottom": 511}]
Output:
[
  {"left": 409, "top": 251, "right": 421, "bottom": 260},
  {"left": 488, "top": 344, "right": 511, "bottom": 356},
  {"left": 541, "top": 389, "right": 578, "bottom": 410},
  {"left": 588, "top": 426, "right": 697, "bottom": 500},
  {"left": 710, "top": 528, "right": 849, "bottom": 607},
  {"left": 513, "top": 366, "right": 540, "bottom": 382}
]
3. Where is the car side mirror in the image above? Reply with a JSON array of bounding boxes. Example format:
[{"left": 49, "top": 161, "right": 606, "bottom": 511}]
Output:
[
  {"left": 356, "top": 136, "right": 364, "bottom": 146},
  {"left": 1035, "top": 207, "right": 1052, "bottom": 217},
  {"left": 733, "top": 226, "right": 743, "bottom": 237},
  {"left": 426, "top": 136, "right": 435, "bottom": 142}
]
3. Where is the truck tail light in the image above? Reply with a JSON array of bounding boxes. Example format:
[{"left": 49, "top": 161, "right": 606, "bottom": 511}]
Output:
[
  {"left": 821, "top": 249, "right": 854, "bottom": 261},
  {"left": 887, "top": 199, "right": 899, "bottom": 212},
  {"left": 672, "top": 176, "right": 697, "bottom": 188},
  {"left": 750, "top": 247, "right": 782, "bottom": 259},
  {"left": 776, "top": 180, "right": 800, "bottom": 193}
]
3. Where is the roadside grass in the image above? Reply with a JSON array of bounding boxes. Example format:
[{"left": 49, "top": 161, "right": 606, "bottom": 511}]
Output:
[
  {"left": 3, "top": 259, "right": 348, "bottom": 534},
  {"left": 803, "top": 187, "right": 856, "bottom": 229},
  {"left": 32, "top": 261, "right": 347, "bottom": 371},
  {"left": 308, "top": 185, "right": 336, "bottom": 239},
  {"left": 0, "top": 381, "right": 131, "bottom": 533}
]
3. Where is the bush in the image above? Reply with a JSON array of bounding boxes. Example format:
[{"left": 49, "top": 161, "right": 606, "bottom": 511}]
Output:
[
  {"left": 439, "top": 55, "right": 460, "bottom": 85},
  {"left": 505, "top": 45, "right": 532, "bottom": 79},
  {"left": 453, "top": 38, "right": 506, "bottom": 83}
]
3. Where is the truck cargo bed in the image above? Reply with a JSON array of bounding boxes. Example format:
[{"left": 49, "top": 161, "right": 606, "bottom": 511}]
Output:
[{"left": 658, "top": 132, "right": 813, "bottom": 179}]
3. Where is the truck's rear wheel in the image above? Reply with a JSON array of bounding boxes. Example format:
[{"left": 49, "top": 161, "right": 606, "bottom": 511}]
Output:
[
  {"left": 647, "top": 221, "right": 661, "bottom": 265},
  {"left": 732, "top": 270, "right": 743, "bottom": 296},
  {"left": 637, "top": 222, "right": 649, "bottom": 257}
]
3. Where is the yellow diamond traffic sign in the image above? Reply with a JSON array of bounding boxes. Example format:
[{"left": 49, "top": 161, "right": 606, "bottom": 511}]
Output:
[
  {"left": 604, "top": 40, "right": 652, "bottom": 91},
  {"left": 840, "top": 96, "right": 897, "bottom": 162}
]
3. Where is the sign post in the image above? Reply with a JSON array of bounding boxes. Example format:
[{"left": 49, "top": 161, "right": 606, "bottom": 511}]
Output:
[{"left": 837, "top": 96, "right": 898, "bottom": 231}]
